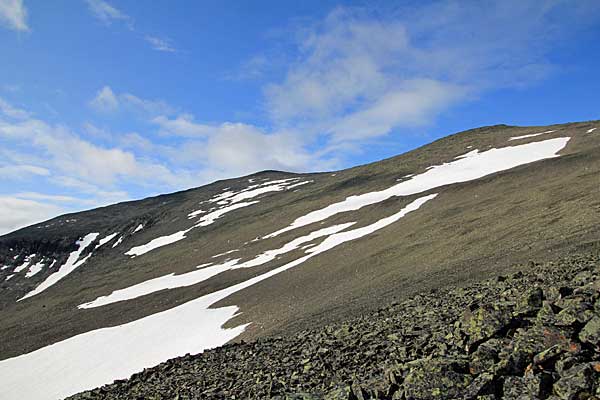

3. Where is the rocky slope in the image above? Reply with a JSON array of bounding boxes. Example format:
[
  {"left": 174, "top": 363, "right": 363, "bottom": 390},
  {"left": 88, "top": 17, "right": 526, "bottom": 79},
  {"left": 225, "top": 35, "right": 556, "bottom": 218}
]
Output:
[{"left": 71, "top": 251, "right": 600, "bottom": 399}]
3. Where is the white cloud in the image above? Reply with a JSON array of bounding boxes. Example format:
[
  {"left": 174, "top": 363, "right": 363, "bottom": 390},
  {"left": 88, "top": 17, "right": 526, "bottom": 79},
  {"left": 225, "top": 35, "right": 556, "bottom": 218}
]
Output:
[
  {"left": 0, "top": 164, "right": 50, "bottom": 179},
  {"left": 0, "top": 0, "right": 28, "bottom": 32},
  {"left": 85, "top": 1, "right": 181, "bottom": 54},
  {"left": 203, "top": 123, "right": 326, "bottom": 176},
  {"left": 262, "top": 2, "right": 600, "bottom": 144},
  {"left": 266, "top": 9, "right": 408, "bottom": 123},
  {"left": 0, "top": 197, "right": 63, "bottom": 235},
  {"left": 145, "top": 36, "right": 177, "bottom": 53},
  {"left": 119, "top": 92, "right": 175, "bottom": 116},
  {"left": 152, "top": 114, "right": 213, "bottom": 137},
  {"left": 89, "top": 86, "right": 176, "bottom": 116},
  {"left": 12, "top": 192, "right": 82, "bottom": 203},
  {"left": 225, "top": 55, "right": 270, "bottom": 81},
  {"left": 149, "top": 115, "right": 335, "bottom": 179},
  {"left": 85, "top": 0, "right": 131, "bottom": 27},
  {"left": 328, "top": 79, "right": 465, "bottom": 142},
  {"left": 0, "top": 97, "right": 30, "bottom": 119},
  {"left": 0, "top": 117, "right": 193, "bottom": 190},
  {"left": 263, "top": 7, "right": 469, "bottom": 143},
  {"left": 89, "top": 86, "right": 119, "bottom": 112}
]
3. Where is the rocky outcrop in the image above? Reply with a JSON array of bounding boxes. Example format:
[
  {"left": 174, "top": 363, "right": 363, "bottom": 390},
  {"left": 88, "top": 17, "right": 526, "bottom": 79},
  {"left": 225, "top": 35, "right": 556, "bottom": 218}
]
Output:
[{"left": 70, "top": 253, "right": 600, "bottom": 399}]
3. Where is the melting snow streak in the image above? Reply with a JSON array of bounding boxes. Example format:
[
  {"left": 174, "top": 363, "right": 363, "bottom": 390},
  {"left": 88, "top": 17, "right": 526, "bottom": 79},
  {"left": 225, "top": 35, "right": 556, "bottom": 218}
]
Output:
[
  {"left": 19, "top": 233, "right": 99, "bottom": 301},
  {"left": 508, "top": 130, "right": 555, "bottom": 141}
]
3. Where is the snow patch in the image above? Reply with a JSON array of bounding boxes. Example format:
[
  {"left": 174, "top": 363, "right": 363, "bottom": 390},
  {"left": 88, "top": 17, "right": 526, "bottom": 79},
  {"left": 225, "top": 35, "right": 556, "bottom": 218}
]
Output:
[
  {"left": 195, "top": 201, "right": 258, "bottom": 227},
  {"left": 25, "top": 260, "right": 47, "bottom": 278},
  {"left": 454, "top": 149, "right": 479, "bottom": 159},
  {"left": 13, "top": 254, "right": 36, "bottom": 273},
  {"left": 81, "top": 223, "right": 353, "bottom": 309},
  {"left": 509, "top": 130, "right": 555, "bottom": 141},
  {"left": 112, "top": 236, "right": 124, "bottom": 248},
  {"left": 130, "top": 179, "right": 310, "bottom": 258},
  {"left": 95, "top": 233, "right": 119, "bottom": 250},
  {"left": 125, "top": 230, "right": 188, "bottom": 257},
  {"left": 133, "top": 224, "right": 144, "bottom": 233},
  {"left": 587, "top": 127, "right": 597, "bottom": 133},
  {"left": 266, "top": 137, "right": 570, "bottom": 238},
  {"left": 18, "top": 233, "right": 99, "bottom": 301},
  {"left": 211, "top": 249, "right": 239, "bottom": 258}
]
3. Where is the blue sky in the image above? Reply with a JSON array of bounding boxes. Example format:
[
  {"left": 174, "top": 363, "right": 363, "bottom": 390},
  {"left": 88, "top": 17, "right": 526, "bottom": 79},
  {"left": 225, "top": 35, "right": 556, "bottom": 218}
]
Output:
[{"left": 0, "top": 0, "right": 599, "bottom": 234}]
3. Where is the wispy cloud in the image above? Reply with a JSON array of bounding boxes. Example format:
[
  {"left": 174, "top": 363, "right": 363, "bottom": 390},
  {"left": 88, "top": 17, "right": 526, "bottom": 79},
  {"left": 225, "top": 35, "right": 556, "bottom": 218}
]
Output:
[
  {"left": 0, "top": 96, "right": 31, "bottom": 119},
  {"left": 0, "top": 164, "right": 50, "bottom": 179},
  {"left": 12, "top": 192, "right": 83, "bottom": 203},
  {"left": 152, "top": 114, "right": 213, "bottom": 137},
  {"left": 84, "top": 0, "right": 132, "bottom": 28},
  {"left": 89, "top": 86, "right": 119, "bottom": 113},
  {"left": 262, "top": 2, "right": 600, "bottom": 145},
  {"left": 0, "top": 0, "right": 29, "bottom": 32},
  {"left": 145, "top": 36, "right": 177, "bottom": 53},
  {"left": 84, "top": 1, "right": 181, "bottom": 53},
  {"left": 89, "top": 86, "right": 176, "bottom": 116}
]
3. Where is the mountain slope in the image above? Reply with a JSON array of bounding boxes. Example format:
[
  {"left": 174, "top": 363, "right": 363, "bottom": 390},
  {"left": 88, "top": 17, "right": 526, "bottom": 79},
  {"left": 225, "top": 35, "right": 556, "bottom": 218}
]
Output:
[{"left": 0, "top": 121, "right": 599, "bottom": 399}]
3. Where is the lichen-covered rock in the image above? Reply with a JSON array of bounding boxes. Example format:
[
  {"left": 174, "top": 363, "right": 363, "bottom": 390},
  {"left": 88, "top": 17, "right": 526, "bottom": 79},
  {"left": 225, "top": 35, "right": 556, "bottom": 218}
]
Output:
[
  {"left": 515, "top": 287, "right": 544, "bottom": 316},
  {"left": 555, "top": 297, "right": 594, "bottom": 326},
  {"left": 552, "top": 363, "right": 596, "bottom": 399},
  {"left": 470, "top": 338, "right": 504, "bottom": 374},
  {"left": 460, "top": 304, "right": 513, "bottom": 350},
  {"left": 323, "top": 386, "right": 354, "bottom": 400},
  {"left": 400, "top": 358, "right": 472, "bottom": 399},
  {"left": 579, "top": 316, "right": 600, "bottom": 347}
]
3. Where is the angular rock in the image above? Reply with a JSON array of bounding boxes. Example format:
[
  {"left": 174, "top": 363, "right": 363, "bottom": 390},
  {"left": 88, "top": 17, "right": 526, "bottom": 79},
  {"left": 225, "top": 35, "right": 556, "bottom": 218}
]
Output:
[
  {"left": 460, "top": 304, "right": 513, "bottom": 351},
  {"left": 400, "top": 358, "right": 472, "bottom": 400},
  {"left": 579, "top": 315, "right": 600, "bottom": 347},
  {"left": 552, "top": 363, "right": 596, "bottom": 399}
]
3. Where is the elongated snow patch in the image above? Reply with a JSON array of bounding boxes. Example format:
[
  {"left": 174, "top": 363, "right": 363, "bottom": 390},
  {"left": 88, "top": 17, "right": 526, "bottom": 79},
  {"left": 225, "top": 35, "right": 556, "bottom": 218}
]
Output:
[
  {"left": 125, "top": 230, "right": 189, "bottom": 257},
  {"left": 266, "top": 137, "right": 570, "bottom": 238},
  {"left": 19, "top": 233, "right": 99, "bottom": 301},
  {"left": 0, "top": 195, "right": 436, "bottom": 400},
  {"left": 79, "top": 223, "right": 355, "bottom": 309},
  {"left": 509, "top": 130, "right": 555, "bottom": 141},
  {"left": 95, "top": 233, "right": 119, "bottom": 249}
]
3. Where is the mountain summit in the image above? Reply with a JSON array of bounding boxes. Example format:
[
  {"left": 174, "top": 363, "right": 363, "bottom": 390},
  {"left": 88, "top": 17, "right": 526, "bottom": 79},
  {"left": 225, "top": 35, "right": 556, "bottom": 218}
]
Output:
[{"left": 0, "top": 121, "right": 599, "bottom": 399}]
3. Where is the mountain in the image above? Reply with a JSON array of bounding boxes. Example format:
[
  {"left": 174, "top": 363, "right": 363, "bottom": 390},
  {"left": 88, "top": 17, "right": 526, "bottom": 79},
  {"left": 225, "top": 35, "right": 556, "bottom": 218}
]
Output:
[{"left": 0, "top": 121, "right": 599, "bottom": 399}]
